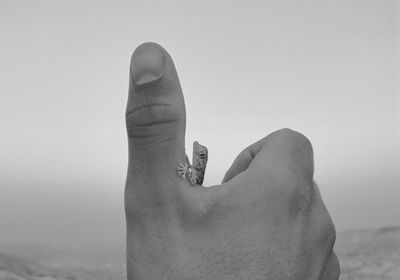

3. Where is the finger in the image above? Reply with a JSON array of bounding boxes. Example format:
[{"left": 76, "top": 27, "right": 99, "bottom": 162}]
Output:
[
  {"left": 249, "top": 128, "right": 314, "bottom": 184},
  {"left": 222, "top": 137, "right": 266, "bottom": 183},
  {"left": 223, "top": 128, "right": 314, "bottom": 185},
  {"left": 126, "top": 42, "right": 186, "bottom": 187}
]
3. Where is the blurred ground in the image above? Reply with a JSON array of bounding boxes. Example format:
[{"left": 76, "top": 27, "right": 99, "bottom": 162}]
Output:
[
  {"left": 0, "top": 243, "right": 125, "bottom": 280},
  {"left": 1, "top": 226, "right": 399, "bottom": 280},
  {"left": 335, "top": 226, "right": 400, "bottom": 280}
]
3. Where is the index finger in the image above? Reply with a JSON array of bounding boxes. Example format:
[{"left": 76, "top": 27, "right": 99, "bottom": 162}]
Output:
[{"left": 223, "top": 128, "right": 314, "bottom": 184}]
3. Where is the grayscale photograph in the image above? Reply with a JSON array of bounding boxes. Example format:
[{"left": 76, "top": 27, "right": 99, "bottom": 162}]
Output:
[{"left": 1, "top": 1, "right": 399, "bottom": 279}]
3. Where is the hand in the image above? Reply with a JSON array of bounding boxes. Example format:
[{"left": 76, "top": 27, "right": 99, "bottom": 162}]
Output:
[{"left": 124, "top": 42, "right": 340, "bottom": 280}]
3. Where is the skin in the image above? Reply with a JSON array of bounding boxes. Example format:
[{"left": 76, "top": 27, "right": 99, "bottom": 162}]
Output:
[{"left": 125, "top": 42, "right": 340, "bottom": 280}]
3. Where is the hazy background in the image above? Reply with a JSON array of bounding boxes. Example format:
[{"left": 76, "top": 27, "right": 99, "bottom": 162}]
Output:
[{"left": 1, "top": 0, "right": 399, "bottom": 247}]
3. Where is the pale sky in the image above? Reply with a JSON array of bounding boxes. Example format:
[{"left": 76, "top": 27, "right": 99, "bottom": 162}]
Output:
[{"left": 1, "top": 0, "right": 399, "bottom": 246}]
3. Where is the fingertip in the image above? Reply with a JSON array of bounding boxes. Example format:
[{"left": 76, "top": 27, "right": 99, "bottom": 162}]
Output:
[
  {"left": 130, "top": 42, "right": 166, "bottom": 85},
  {"left": 265, "top": 128, "right": 314, "bottom": 180}
]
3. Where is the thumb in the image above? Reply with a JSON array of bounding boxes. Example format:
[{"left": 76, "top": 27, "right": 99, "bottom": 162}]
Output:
[{"left": 126, "top": 42, "right": 186, "bottom": 187}]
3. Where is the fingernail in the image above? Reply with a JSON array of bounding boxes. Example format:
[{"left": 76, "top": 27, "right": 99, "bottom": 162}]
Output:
[{"left": 131, "top": 44, "right": 165, "bottom": 85}]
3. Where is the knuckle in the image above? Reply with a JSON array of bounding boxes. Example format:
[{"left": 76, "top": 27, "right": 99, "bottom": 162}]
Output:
[
  {"left": 275, "top": 128, "right": 313, "bottom": 151},
  {"left": 275, "top": 128, "right": 301, "bottom": 139},
  {"left": 126, "top": 102, "right": 178, "bottom": 126},
  {"left": 125, "top": 101, "right": 183, "bottom": 141},
  {"left": 275, "top": 127, "right": 297, "bottom": 136},
  {"left": 272, "top": 128, "right": 314, "bottom": 179}
]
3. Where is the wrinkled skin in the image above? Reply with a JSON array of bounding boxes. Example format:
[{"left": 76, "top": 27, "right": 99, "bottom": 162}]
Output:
[{"left": 125, "top": 42, "right": 340, "bottom": 280}]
